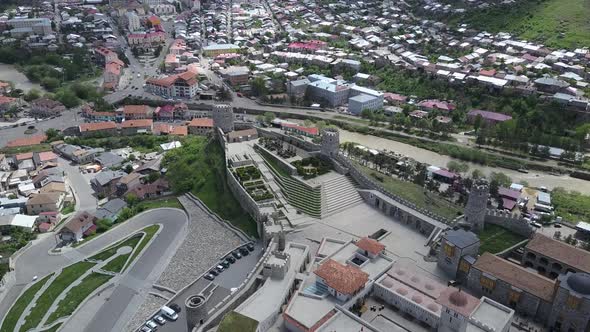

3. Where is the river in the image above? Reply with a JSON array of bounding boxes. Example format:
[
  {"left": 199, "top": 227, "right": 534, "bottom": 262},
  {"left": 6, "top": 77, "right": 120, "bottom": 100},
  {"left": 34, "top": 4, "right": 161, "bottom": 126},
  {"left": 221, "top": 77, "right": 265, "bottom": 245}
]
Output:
[
  {"left": 0, "top": 63, "right": 45, "bottom": 93},
  {"left": 337, "top": 129, "right": 590, "bottom": 195}
]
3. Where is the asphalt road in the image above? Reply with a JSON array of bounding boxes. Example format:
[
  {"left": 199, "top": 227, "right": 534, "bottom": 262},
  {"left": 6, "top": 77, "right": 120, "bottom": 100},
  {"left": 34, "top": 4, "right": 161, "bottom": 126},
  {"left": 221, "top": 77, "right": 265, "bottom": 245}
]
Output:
[
  {"left": 0, "top": 208, "right": 188, "bottom": 330},
  {"left": 59, "top": 157, "right": 97, "bottom": 212},
  {"left": 83, "top": 208, "right": 188, "bottom": 332},
  {"left": 0, "top": 109, "right": 80, "bottom": 147}
]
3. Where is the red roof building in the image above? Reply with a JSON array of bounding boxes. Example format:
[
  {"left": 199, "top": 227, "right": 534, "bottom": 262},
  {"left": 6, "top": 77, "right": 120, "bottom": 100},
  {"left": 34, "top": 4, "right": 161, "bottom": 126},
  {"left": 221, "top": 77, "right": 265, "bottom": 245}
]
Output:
[
  {"left": 314, "top": 259, "right": 369, "bottom": 296},
  {"left": 355, "top": 237, "right": 385, "bottom": 256}
]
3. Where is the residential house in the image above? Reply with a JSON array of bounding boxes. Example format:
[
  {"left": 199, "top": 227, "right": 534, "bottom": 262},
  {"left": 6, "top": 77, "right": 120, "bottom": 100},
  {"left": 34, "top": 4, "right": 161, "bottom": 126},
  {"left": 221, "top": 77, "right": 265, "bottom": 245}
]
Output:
[
  {"left": 467, "top": 110, "right": 512, "bottom": 126},
  {"left": 120, "top": 119, "right": 153, "bottom": 135},
  {"left": 187, "top": 118, "right": 214, "bottom": 135},
  {"left": 79, "top": 121, "right": 118, "bottom": 137},
  {"left": 126, "top": 178, "right": 169, "bottom": 199},
  {"left": 123, "top": 105, "right": 150, "bottom": 120},
  {"left": 33, "top": 151, "right": 58, "bottom": 168},
  {"left": 58, "top": 211, "right": 97, "bottom": 242},
  {"left": 90, "top": 170, "right": 127, "bottom": 197},
  {"left": 26, "top": 192, "right": 64, "bottom": 215},
  {"left": 116, "top": 172, "right": 143, "bottom": 196},
  {"left": 94, "top": 198, "right": 127, "bottom": 222}
]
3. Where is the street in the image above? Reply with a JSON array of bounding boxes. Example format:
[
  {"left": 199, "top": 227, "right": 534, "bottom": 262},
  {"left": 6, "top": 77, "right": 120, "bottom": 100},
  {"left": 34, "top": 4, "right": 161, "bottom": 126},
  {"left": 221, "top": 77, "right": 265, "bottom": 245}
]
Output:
[{"left": 0, "top": 208, "right": 189, "bottom": 331}]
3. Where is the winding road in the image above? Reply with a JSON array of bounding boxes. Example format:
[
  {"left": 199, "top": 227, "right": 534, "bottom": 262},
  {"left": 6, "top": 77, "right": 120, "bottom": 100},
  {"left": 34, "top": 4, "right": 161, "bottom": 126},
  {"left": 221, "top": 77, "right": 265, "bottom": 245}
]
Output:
[{"left": 0, "top": 208, "right": 189, "bottom": 331}]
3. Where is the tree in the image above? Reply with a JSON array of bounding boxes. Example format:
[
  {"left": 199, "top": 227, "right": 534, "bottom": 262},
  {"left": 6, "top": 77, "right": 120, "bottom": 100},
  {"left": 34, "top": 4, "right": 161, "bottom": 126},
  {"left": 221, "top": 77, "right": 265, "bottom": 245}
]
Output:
[
  {"left": 96, "top": 218, "right": 111, "bottom": 233},
  {"left": 45, "top": 128, "right": 62, "bottom": 142},
  {"left": 125, "top": 193, "right": 139, "bottom": 207},
  {"left": 473, "top": 114, "right": 483, "bottom": 132},
  {"left": 251, "top": 77, "right": 268, "bottom": 97},
  {"left": 471, "top": 169, "right": 484, "bottom": 179},
  {"left": 446, "top": 161, "right": 469, "bottom": 173},
  {"left": 263, "top": 112, "right": 275, "bottom": 123},
  {"left": 489, "top": 172, "right": 511, "bottom": 187},
  {"left": 24, "top": 89, "right": 41, "bottom": 102},
  {"left": 147, "top": 172, "right": 160, "bottom": 183},
  {"left": 124, "top": 164, "right": 133, "bottom": 174}
]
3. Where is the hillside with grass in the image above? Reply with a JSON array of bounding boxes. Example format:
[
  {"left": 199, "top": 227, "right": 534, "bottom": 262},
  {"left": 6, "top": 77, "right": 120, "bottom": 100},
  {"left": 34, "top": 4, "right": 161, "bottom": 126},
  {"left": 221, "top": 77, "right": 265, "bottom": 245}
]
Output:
[
  {"left": 163, "top": 137, "right": 258, "bottom": 237},
  {"left": 451, "top": 0, "right": 590, "bottom": 49}
]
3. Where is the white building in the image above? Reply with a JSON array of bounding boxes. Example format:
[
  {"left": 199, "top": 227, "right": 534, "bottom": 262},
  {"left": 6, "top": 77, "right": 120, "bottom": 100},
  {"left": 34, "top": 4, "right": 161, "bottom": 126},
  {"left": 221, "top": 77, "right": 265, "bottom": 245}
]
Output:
[
  {"left": 348, "top": 94, "right": 382, "bottom": 115},
  {"left": 125, "top": 11, "right": 141, "bottom": 32},
  {"left": 145, "top": 71, "right": 199, "bottom": 99}
]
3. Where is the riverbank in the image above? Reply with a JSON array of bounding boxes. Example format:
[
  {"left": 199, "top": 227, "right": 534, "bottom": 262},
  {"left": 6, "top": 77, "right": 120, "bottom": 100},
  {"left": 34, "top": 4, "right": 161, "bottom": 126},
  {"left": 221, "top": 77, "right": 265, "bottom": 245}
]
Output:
[
  {"left": 338, "top": 129, "right": 590, "bottom": 194},
  {"left": 0, "top": 63, "right": 45, "bottom": 93}
]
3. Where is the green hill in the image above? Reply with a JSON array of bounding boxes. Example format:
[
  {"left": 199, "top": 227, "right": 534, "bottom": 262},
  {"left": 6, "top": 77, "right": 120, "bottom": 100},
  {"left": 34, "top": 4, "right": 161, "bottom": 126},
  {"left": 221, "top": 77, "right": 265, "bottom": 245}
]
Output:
[{"left": 452, "top": 0, "right": 590, "bottom": 49}]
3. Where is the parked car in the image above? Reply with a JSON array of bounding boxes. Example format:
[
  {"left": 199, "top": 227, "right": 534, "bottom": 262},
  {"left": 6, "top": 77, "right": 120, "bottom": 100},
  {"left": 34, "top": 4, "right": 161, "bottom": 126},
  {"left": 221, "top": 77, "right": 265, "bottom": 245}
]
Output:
[
  {"left": 169, "top": 303, "right": 182, "bottom": 313},
  {"left": 160, "top": 306, "right": 178, "bottom": 321},
  {"left": 221, "top": 260, "right": 230, "bottom": 268},
  {"left": 239, "top": 247, "right": 249, "bottom": 256},
  {"left": 140, "top": 327, "right": 152, "bottom": 332},
  {"left": 153, "top": 315, "right": 166, "bottom": 325},
  {"left": 226, "top": 256, "right": 236, "bottom": 264},
  {"left": 209, "top": 269, "right": 219, "bottom": 276},
  {"left": 204, "top": 273, "right": 215, "bottom": 281},
  {"left": 216, "top": 265, "right": 225, "bottom": 272},
  {"left": 232, "top": 251, "right": 242, "bottom": 259},
  {"left": 246, "top": 243, "right": 255, "bottom": 251},
  {"left": 145, "top": 320, "right": 158, "bottom": 330}
]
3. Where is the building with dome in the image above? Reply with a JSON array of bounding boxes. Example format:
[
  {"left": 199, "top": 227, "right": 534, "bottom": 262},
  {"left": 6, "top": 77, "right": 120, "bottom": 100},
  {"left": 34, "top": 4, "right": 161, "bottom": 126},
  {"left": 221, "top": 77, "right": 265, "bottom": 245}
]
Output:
[
  {"left": 373, "top": 260, "right": 514, "bottom": 332},
  {"left": 548, "top": 272, "right": 590, "bottom": 332}
]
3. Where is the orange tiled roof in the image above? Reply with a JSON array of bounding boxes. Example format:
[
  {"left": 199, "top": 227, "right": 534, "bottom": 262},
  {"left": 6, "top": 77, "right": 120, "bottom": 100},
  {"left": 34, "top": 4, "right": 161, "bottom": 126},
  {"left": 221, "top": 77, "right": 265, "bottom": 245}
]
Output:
[
  {"left": 314, "top": 259, "right": 369, "bottom": 295},
  {"left": 121, "top": 119, "right": 153, "bottom": 128},
  {"left": 6, "top": 134, "right": 47, "bottom": 147},
  {"left": 123, "top": 105, "right": 149, "bottom": 115},
  {"left": 188, "top": 118, "right": 213, "bottom": 128},
  {"left": 355, "top": 237, "right": 385, "bottom": 255},
  {"left": 79, "top": 121, "right": 117, "bottom": 132}
]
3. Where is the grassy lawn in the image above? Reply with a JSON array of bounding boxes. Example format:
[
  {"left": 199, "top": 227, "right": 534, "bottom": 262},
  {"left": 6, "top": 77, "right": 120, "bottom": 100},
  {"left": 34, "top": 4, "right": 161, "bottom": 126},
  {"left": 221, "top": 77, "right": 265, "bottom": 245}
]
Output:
[
  {"left": 123, "top": 224, "right": 160, "bottom": 271},
  {"left": 102, "top": 254, "right": 130, "bottom": 273},
  {"left": 60, "top": 202, "right": 75, "bottom": 215},
  {"left": 0, "top": 143, "right": 52, "bottom": 155},
  {"left": 0, "top": 274, "right": 53, "bottom": 332},
  {"left": 89, "top": 234, "right": 142, "bottom": 261},
  {"left": 552, "top": 188, "right": 590, "bottom": 223},
  {"left": 164, "top": 137, "right": 258, "bottom": 237},
  {"left": 455, "top": 0, "right": 590, "bottom": 49},
  {"left": 46, "top": 273, "right": 113, "bottom": 324},
  {"left": 218, "top": 311, "right": 259, "bottom": 332},
  {"left": 354, "top": 163, "right": 462, "bottom": 220},
  {"left": 478, "top": 224, "right": 526, "bottom": 254},
  {"left": 136, "top": 197, "right": 183, "bottom": 210},
  {"left": 20, "top": 262, "right": 95, "bottom": 332}
]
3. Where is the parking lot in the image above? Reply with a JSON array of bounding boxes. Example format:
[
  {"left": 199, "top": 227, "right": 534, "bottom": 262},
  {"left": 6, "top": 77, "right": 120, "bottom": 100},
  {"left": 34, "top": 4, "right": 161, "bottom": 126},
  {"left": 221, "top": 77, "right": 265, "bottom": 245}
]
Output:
[{"left": 146, "top": 243, "right": 263, "bottom": 332}]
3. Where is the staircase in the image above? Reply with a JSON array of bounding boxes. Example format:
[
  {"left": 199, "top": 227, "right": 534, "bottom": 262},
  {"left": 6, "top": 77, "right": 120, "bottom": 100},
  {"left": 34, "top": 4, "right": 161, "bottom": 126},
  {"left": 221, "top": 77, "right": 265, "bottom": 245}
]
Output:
[{"left": 321, "top": 174, "right": 364, "bottom": 218}]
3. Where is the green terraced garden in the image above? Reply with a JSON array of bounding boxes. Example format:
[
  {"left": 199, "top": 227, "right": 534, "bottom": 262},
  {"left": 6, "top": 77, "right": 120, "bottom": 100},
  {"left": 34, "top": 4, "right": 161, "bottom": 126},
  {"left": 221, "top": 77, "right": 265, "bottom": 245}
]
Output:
[
  {"left": 46, "top": 273, "right": 113, "bottom": 324},
  {"left": 19, "top": 262, "right": 95, "bottom": 332},
  {"left": 0, "top": 274, "right": 53, "bottom": 332}
]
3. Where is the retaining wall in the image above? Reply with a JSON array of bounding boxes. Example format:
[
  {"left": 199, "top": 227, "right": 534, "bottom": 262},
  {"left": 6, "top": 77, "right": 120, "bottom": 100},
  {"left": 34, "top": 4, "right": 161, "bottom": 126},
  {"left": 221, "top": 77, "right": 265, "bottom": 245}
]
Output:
[{"left": 484, "top": 210, "right": 534, "bottom": 237}]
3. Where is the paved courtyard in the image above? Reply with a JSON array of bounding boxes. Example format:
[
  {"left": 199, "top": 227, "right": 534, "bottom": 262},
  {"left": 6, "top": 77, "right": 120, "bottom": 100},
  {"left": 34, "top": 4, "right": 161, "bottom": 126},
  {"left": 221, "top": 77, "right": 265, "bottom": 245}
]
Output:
[{"left": 287, "top": 203, "right": 444, "bottom": 277}]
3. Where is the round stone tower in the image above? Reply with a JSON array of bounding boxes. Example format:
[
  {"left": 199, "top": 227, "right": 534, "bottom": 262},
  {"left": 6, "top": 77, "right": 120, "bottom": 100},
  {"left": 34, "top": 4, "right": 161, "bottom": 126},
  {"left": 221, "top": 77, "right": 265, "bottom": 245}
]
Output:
[
  {"left": 464, "top": 179, "right": 489, "bottom": 232},
  {"left": 321, "top": 127, "right": 340, "bottom": 158},
  {"left": 185, "top": 294, "right": 208, "bottom": 331},
  {"left": 212, "top": 104, "right": 234, "bottom": 133}
]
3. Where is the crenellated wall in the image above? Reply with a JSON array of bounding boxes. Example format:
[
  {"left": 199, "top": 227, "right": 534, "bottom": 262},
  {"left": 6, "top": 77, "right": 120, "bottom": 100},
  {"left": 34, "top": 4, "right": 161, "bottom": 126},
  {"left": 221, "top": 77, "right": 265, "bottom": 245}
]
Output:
[{"left": 484, "top": 210, "right": 534, "bottom": 237}]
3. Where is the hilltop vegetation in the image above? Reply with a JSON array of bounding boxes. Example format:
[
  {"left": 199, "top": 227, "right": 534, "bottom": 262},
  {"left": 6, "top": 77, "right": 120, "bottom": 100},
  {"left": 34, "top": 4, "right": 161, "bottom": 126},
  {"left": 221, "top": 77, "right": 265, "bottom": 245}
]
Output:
[{"left": 452, "top": 0, "right": 590, "bottom": 49}]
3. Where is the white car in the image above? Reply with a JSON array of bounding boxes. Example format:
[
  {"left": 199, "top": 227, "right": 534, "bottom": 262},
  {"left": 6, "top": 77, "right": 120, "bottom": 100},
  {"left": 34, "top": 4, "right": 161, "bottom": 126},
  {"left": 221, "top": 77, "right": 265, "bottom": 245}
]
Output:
[{"left": 145, "top": 320, "right": 158, "bottom": 330}]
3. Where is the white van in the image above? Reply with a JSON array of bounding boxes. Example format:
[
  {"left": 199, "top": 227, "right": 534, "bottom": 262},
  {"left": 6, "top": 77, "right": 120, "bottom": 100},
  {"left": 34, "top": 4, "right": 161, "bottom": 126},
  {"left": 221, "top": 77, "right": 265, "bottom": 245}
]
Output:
[{"left": 160, "top": 306, "right": 178, "bottom": 321}]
